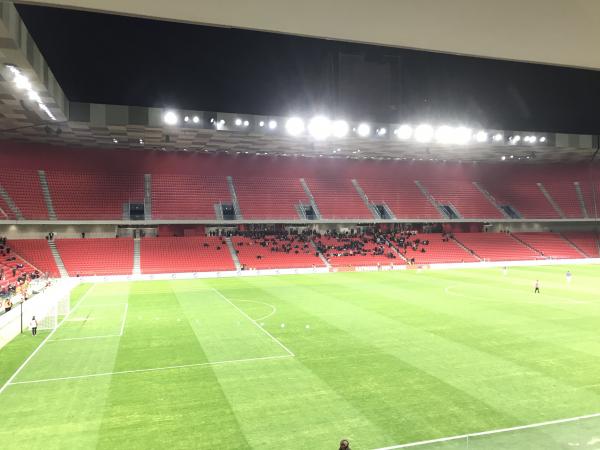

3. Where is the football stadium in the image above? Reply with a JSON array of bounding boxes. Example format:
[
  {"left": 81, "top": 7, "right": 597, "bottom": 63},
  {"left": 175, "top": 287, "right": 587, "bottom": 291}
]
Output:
[{"left": 0, "top": 2, "right": 600, "bottom": 449}]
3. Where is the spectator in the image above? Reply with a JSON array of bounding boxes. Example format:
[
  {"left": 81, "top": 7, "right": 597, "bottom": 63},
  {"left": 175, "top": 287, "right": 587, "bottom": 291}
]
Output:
[{"left": 339, "top": 439, "right": 350, "bottom": 450}]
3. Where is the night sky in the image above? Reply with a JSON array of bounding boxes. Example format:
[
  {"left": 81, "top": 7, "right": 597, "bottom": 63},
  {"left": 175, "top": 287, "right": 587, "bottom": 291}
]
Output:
[{"left": 16, "top": 4, "right": 600, "bottom": 135}]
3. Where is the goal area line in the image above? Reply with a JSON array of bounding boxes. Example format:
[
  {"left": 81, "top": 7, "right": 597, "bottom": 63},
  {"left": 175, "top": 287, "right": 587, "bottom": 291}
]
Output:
[{"left": 372, "top": 411, "right": 600, "bottom": 449}]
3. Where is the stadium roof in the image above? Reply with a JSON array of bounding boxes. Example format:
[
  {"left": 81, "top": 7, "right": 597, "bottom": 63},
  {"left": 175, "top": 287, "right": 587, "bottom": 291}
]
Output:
[{"left": 0, "top": 1, "right": 598, "bottom": 163}]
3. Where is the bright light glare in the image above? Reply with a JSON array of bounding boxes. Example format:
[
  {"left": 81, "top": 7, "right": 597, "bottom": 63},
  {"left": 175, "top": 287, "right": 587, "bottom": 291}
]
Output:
[
  {"left": 308, "top": 116, "right": 332, "bottom": 140},
  {"left": 259, "top": 121, "right": 265, "bottom": 127},
  {"left": 376, "top": 128, "right": 387, "bottom": 136},
  {"left": 268, "top": 120, "right": 278, "bottom": 130},
  {"left": 501, "top": 155, "right": 506, "bottom": 161},
  {"left": 435, "top": 125, "right": 454, "bottom": 144},
  {"left": 286, "top": 117, "right": 305, "bottom": 136},
  {"left": 454, "top": 127, "right": 472, "bottom": 144},
  {"left": 395, "top": 124, "right": 413, "bottom": 140},
  {"left": 540, "top": 136, "right": 547, "bottom": 143},
  {"left": 475, "top": 131, "right": 488, "bottom": 143},
  {"left": 163, "top": 111, "right": 178, "bottom": 125},
  {"left": 235, "top": 118, "right": 242, "bottom": 126},
  {"left": 414, "top": 124, "right": 434, "bottom": 143},
  {"left": 529, "top": 136, "right": 537, "bottom": 143},
  {"left": 192, "top": 116, "right": 200, "bottom": 123},
  {"left": 332, "top": 120, "right": 349, "bottom": 138},
  {"left": 492, "top": 133, "right": 503, "bottom": 142},
  {"left": 14, "top": 73, "right": 31, "bottom": 91},
  {"left": 357, "top": 123, "right": 371, "bottom": 137}
]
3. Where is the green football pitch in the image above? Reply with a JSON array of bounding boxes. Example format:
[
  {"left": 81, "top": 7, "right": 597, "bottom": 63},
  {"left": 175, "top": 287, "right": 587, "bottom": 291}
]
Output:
[{"left": 1, "top": 265, "right": 600, "bottom": 449}]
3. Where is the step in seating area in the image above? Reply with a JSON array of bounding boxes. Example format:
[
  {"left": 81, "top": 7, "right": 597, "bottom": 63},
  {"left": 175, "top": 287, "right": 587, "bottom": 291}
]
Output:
[
  {"left": 542, "top": 182, "right": 584, "bottom": 218},
  {"left": 306, "top": 178, "right": 373, "bottom": 219},
  {"left": 482, "top": 182, "right": 559, "bottom": 219},
  {"left": 561, "top": 232, "right": 600, "bottom": 257},
  {"left": 232, "top": 236, "right": 324, "bottom": 269},
  {"left": 46, "top": 171, "right": 145, "bottom": 220},
  {"left": 0, "top": 196, "right": 16, "bottom": 220},
  {"left": 8, "top": 239, "right": 60, "bottom": 277},
  {"left": 56, "top": 238, "right": 134, "bottom": 276},
  {"left": 234, "top": 178, "right": 307, "bottom": 219},
  {"left": 388, "top": 232, "right": 479, "bottom": 265},
  {"left": 358, "top": 179, "right": 441, "bottom": 219},
  {"left": 152, "top": 175, "right": 230, "bottom": 219},
  {"left": 513, "top": 233, "right": 583, "bottom": 259},
  {"left": 453, "top": 233, "right": 541, "bottom": 261},
  {"left": 140, "top": 237, "right": 235, "bottom": 274},
  {"left": 314, "top": 234, "right": 401, "bottom": 267}
]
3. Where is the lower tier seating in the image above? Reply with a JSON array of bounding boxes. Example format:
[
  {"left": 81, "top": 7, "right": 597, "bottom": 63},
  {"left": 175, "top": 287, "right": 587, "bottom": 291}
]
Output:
[
  {"left": 314, "top": 234, "right": 402, "bottom": 267},
  {"left": 56, "top": 238, "right": 134, "bottom": 276},
  {"left": 8, "top": 239, "right": 60, "bottom": 277},
  {"left": 232, "top": 236, "right": 324, "bottom": 269},
  {"left": 140, "top": 237, "right": 235, "bottom": 273},
  {"left": 453, "top": 233, "right": 541, "bottom": 261},
  {"left": 389, "top": 233, "right": 479, "bottom": 265},
  {"left": 561, "top": 232, "right": 600, "bottom": 257},
  {"left": 513, "top": 233, "right": 583, "bottom": 259}
]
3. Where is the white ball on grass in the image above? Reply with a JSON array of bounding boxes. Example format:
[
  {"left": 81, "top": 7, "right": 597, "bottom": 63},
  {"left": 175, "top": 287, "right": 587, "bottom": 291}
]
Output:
[{"left": 280, "top": 323, "right": 285, "bottom": 328}]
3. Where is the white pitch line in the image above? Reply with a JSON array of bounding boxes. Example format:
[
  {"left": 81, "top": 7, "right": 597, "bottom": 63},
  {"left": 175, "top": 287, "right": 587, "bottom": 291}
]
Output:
[
  {"left": 8, "top": 354, "right": 293, "bottom": 386},
  {"left": 48, "top": 334, "right": 121, "bottom": 342},
  {"left": 212, "top": 288, "right": 295, "bottom": 357},
  {"left": 372, "top": 411, "right": 600, "bottom": 449},
  {"left": 0, "top": 283, "right": 97, "bottom": 395},
  {"left": 236, "top": 299, "right": 277, "bottom": 321},
  {"left": 119, "top": 303, "right": 128, "bottom": 336}
]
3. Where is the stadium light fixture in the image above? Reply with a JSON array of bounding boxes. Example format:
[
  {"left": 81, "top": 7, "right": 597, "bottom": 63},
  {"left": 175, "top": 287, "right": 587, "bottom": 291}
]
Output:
[
  {"left": 501, "top": 155, "right": 506, "bottom": 161},
  {"left": 332, "top": 120, "right": 349, "bottom": 138},
  {"left": 235, "top": 118, "right": 242, "bottom": 126},
  {"left": 268, "top": 120, "right": 278, "bottom": 130},
  {"left": 192, "top": 116, "right": 200, "bottom": 124},
  {"left": 259, "top": 121, "right": 265, "bottom": 127},
  {"left": 357, "top": 123, "right": 371, "bottom": 137},
  {"left": 475, "top": 130, "right": 488, "bottom": 143},
  {"left": 163, "top": 111, "right": 179, "bottom": 126},
  {"left": 492, "top": 133, "right": 503, "bottom": 142},
  {"left": 243, "top": 120, "right": 249, "bottom": 127},
  {"left": 394, "top": 124, "right": 413, "bottom": 140},
  {"left": 414, "top": 124, "right": 434, "bottom": 143},
  {"left": 308, "top": 116, "right": 331, "bottom": 140},
  {"left": 286, "top": 117, "right": 305, "bottom": 136},
  {"left": 183, "top": 116, "right": 189, "bottom": 122},
  {"left": 540, "top": 136, "right": 547, "bottom": 143},
  {"left": 454, "top": 126, "right": 472, "bottom": 145},
  {"left": 529, "top": 136, "right": 537, "bottom": 143},
  {"left": 376, "top": 127, "right": 387, "bottom": 136},
  {"left": 435, "top": 125, "right": 454, "bottom": 144},
  {"left": 112, "top": 138, "right": 118, "bottom": 144}
]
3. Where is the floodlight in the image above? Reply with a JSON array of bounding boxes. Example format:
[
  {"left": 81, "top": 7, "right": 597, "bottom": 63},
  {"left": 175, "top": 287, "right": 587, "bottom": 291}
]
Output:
[
  {"left": 501, "top": 155, "right": 506, "bottom": 161},
  {"left": 14, "top": 73, "right": 31, "bottom": 91},
  {"left": 243, "top": 120, "right": 249, "bottom": 127},
  {"left": 395, "top": 124, "right": 413, "bottom": 140},
  {"left": 529, "top": 136, "right": 537, "bottom": 143},
  {"left": 163, "top": 111, "right": 178, "bottom": 125},
  {"left": 376, "top": 128, "right": 387, "bottom": 136},
  {"left": 268, "top": 120, "right": 278, "bottom": 130},
  {"left": 28, "top": 91, "right": 41, "bottom": 103},
  {"left": 414, "top": 124, "right": 434, "bottom": 143},
  {"left": 357, "top": 123, "right": 371, "bottom": 137},
  {"left": 183, "top": 116, "right": 189, "bottom": 122},
  {"left": 235, "top": 118, "right": 242, "bottom": 126},
  {"left": 308, "top": 116, "right": 331, "bottom": 140},
  {"left": 435, "top": 125, "right": 454, "bottom": 144},
  {"left": 492, "top": 133, "right": 503, "bottom": 142},
  {"left": 474, "top": 131, "right": 488, "bottom": 143},
  {"left": 286, "top": 117, "right": 305, "bottom": 136},
  {"left": 454, "top": 127, "right": 472, "bottom": 144},
  {"left": 259, "top": 121, "right": 265, "bottom": 127},
  {"left": 539, "top": 136, "right": 546, "bottom": 143},
  {"left": 192, "top": 116, "right": 200, "bottom": 123},
  {"left": 331, "top": 120, "right": 349, "bottom": 138}
]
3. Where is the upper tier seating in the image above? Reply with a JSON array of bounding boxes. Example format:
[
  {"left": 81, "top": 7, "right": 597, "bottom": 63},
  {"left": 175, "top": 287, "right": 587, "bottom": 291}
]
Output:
[
  {"left": 140, "top": 236, "right": 235, "bottom": 273},
  {"left": 8, "top": 239, "right": 60, "bottom": 277},
  {"left": 46, "top": 171, "right": 144, "bottom": 220},
  {"left": 234, "top": 178, "right": 307, "bottom": 219},
  {"left": 306, "top": 178, "right": 373, "bottom": 219},
  {"left": 232, "top": 236, "right": 324, "bottom": 269},
  {"left": 482, "top": 182, "right": 559, "bottom": 219},
  {"left": 152, "top": 175, "right": 230, "bottom": 219},
  {"left": 56, "top": 238, "right": 134, "bottom": 276},
  {"left": 542, "top": 182, "right": 584, "bottom": 218},
  {"left": 579, "top": 182, "right": 600, "bottom": 219},
  {"left": 422, "top": 180, "right": 503, "bottom": 219},
  {"left": 513, "top": 233, "right": 583, "bottom": 259},
  {"left": 0, "top": 196, "right": 16, "bottom": 220},
  {"left": 453, "top": 233, "right": 541, "bottom": 261},
  {"left": 0, "top": 170, "right": 47, "bottom": 219},
  {"left": 358, "top": 179, "right": 441, "bottom": 219},
  {"left": 314, "top": 234, "right": 402, "bottom": 267},
  {"left": 390, "top": 233, "right": 479, "bottom": 265},
  {"left": 561, "top": 232, "right": 600, "bottom": 257}
]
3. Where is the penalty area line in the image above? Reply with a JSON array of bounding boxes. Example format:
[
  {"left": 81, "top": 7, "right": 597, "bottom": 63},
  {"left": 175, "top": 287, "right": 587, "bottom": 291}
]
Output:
[
  {"left": 7, "top": 354, "right": 294, "bottom": 386},
  {"left": 372, "top": 411, "right": 600, "bottom": 449}
]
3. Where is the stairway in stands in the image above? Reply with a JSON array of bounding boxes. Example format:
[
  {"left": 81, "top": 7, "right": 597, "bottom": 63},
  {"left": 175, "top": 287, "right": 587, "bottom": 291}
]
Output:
[
  {"left": 144, "top": 174, "right": 152, "bottom": 220},
  {"left": 537, "top": 182, "right": 565, "bottom": 218},
  {"left": 48, "top": 240, "right": 68, "bottom": 277},
  {"left": 227, "top": 176, "right": 243, "bottom": 219},
  {"left": 133, "top": 238, "right": 141, "bottom": 274},
  {"left": 225, "top": 237, "right": 242, "bottom": 270},
  {"left": 38, "top": 170, "right": 57, "bottom": 220},
  {"left": 299, "top": 178, "right": 322, "bottom": 219},
  {"left": 573, "top": 182, "right": 589, "bottom": 218},
  {"left": 0, "top": 183, "right": 23, "bottom": 220}
]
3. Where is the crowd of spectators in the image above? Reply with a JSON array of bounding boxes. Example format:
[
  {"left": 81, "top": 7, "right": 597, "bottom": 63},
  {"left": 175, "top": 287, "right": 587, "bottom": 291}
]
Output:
[
  {"left": 313, "top": 230, "right": 397, "bottom": 261},
  {"left": 0, "top": 236, "right": 42, "bottom": 308}
]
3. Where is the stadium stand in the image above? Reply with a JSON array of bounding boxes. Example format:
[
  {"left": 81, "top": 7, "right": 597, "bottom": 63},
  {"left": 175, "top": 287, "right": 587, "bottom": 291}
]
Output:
[
  {"left": 55, "top": 238, "right": 134, "bottom": 276},
  {"left": 0, "top": 170, "right": 48, "bottom": 219},
  {"left": 561, "top": 232, "right": 600, "bottom": 257},
  {"left": 0, "top": 196, "right": 16, "bottom": 220},
  {"left": 453, "top": 233, "right": 542, "bottom": 261},
  {"left": 46, "top": 171, "right": 145, "bottom": 220},
  {"left": 234, "top": 178, "right": 307, "bottom": 219},
  {"left": 152, "top": 175, "right": 230, "bottom": 219},
  {"left": 8, "top": 239, "right": 60, "bottom": 277},
  {"left": 392, "top": 233, "right": 479, "bottom": 264},
  {"left": 513, "top": 232, "right": 584, "bottom": 259},
  {"left": 422, "top": 180, "right": 503, "bottom": 219},
  {"left": 140, "top": 236, "right": 235, "bottom": 273},
  {"left": 482, "top": 182, "right": 560, "bottom": 219},
  {"left": 232, "top": 236, "right": 324, "bottom": 269},
  {"left": 358, "top": 179, "right": 441, "bottom": 219},
  {"left": 314, "top": 234, "right": 402, "bottom": 267},
  {"left": 306, "top": 178, "right": 373, "bottom": 219},
  {"left": 542, "top": 182, "right": 584, "bottom": 218}
]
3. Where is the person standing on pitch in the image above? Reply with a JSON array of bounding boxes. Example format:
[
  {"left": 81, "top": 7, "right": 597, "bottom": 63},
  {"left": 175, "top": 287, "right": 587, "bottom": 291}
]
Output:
[
  {"left": 534, "top": 280, "right": 540, "bottom": 294},
  {"left": 339, "top": 439, "right": 350, "bottom": 450},
  {"left": 566, "top": 270, "right": 572, "bottom": 285},
  {"left": 29, "top": 316, "right": 37, "bottom": 336}
]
